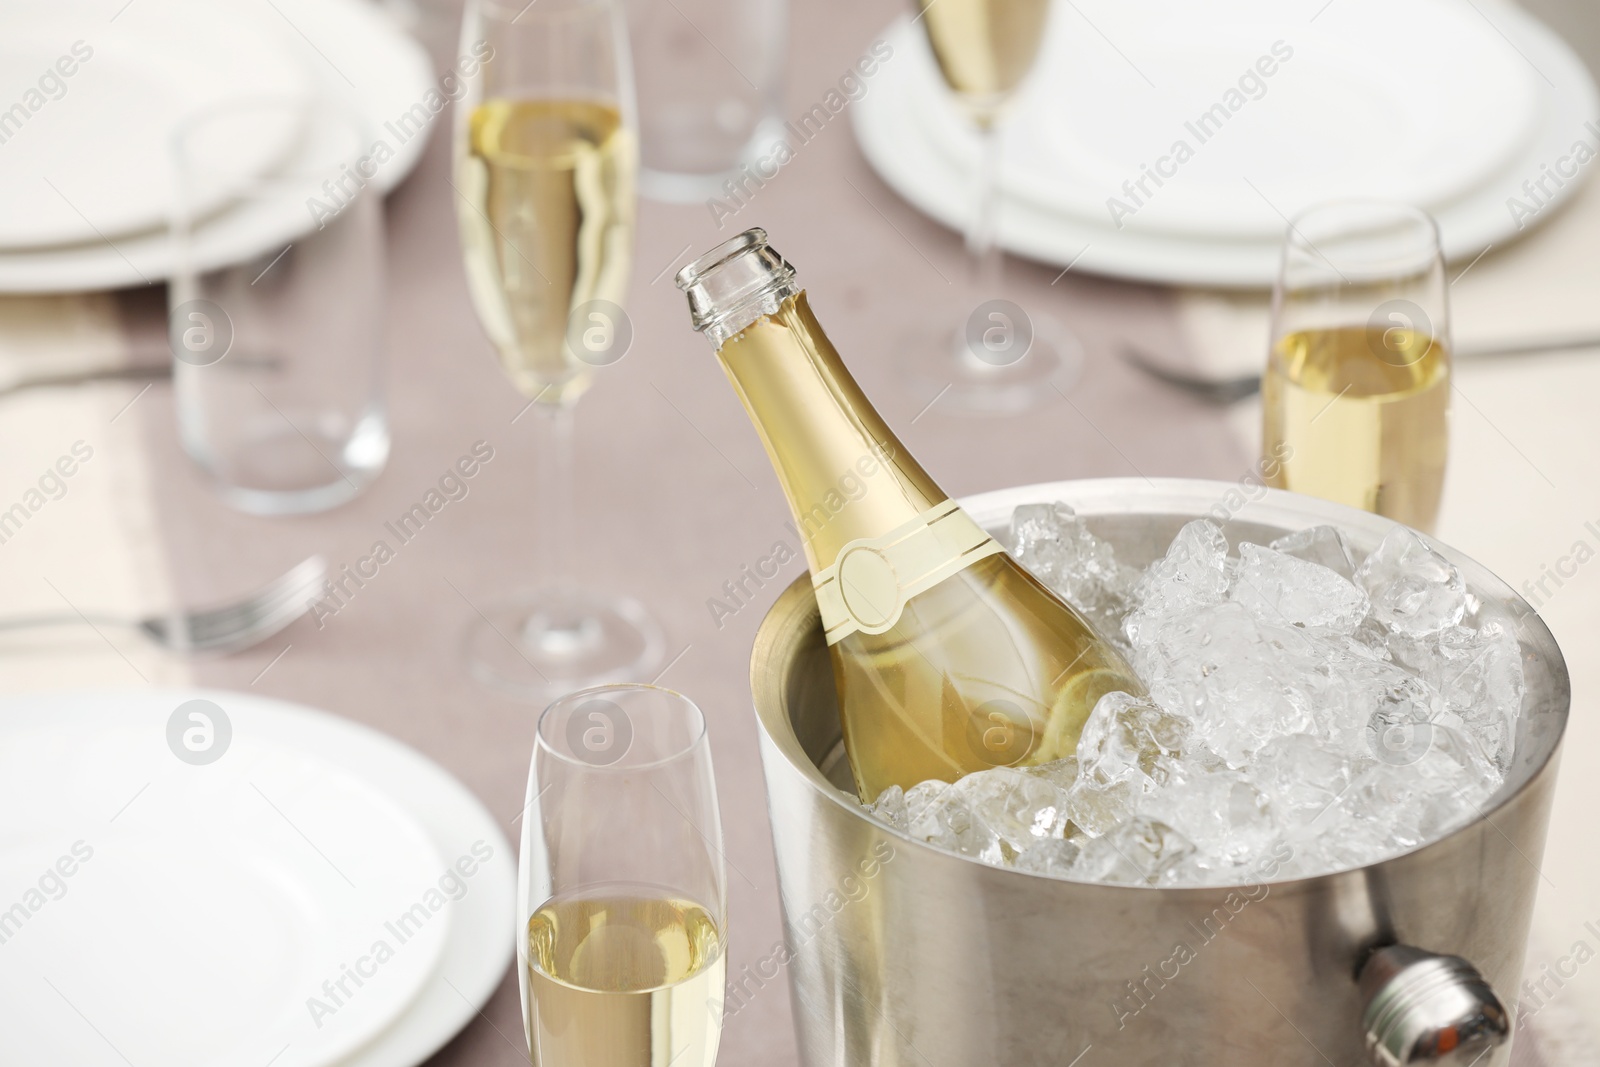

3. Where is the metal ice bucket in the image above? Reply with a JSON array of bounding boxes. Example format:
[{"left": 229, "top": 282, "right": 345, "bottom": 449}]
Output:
[{"left": 751, "top": 479, "right": 1568, "bottom": 1067}]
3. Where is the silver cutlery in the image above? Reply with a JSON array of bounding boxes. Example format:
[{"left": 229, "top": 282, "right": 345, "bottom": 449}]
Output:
[
  {"left": 0, "top": 556, "right": 326, "bottom": 653},
  {"left": 1120, "top": 332, "right": 1600, "bottom": 405},
  {"left": 1119, "top": 347, "right": 1262, "bottom": 405}
]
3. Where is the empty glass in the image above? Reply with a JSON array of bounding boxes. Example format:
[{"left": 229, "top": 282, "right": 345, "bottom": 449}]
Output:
[
  {"left": 169, "top": 98, "right": 388, "bottom": 515},
  {"left": 519, "top": 685, "right": 727, "bottom": 1067},
  {"left": 626, "top": 0, "right": 787, "bottom": 202}
]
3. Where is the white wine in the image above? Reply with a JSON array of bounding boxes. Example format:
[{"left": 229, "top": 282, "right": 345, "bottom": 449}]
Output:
[
  {"left": 677, "top": 230, "right": 1141, "bottom": 802},
  {"left": 915, "top": 0, "right": 1051, "bottom": 114},
  {"left": 1263, "top": 324, "right": 1450, "bottom": 532},
  {"left": 457, "top": 98, "right": 636, "bottom": 406},
  {"left": 524, "top": 886, "right": 725, "bottom": 1067}
]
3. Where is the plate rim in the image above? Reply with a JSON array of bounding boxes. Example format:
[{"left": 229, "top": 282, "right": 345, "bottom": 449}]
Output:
[
  {"left": 852, "top": 1, "right": 1600, "bottom": 288},
  {"left": 0, "top": 7, "right": 313, "bottom": 251},
  {"left": 0, "top": 0, "right": 436, "bottom": 293}
]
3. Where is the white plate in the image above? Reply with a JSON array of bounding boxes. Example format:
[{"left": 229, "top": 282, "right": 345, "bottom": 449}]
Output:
[
  {"left": 910, "top": 0, "right": 1542, "bottom": 241},
  {"left": 854, "top": 0, "right": 1600, "bottom": 287},
  {"left": 258, "top": 694, "right": 518, "bottom": 1067},
  {"left": 0, "top": 2, "right": 309, "bottom": 250},
  {"left": 0, "top": 689, "right": 515, "bottom": 1067},
  {"left": 0, "top": 0, "right": 435, "bottom": 293}
]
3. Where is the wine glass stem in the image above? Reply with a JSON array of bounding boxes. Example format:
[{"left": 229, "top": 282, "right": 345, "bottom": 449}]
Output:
[
  {"left": 539, "top": 402, "right": 577, "bottom": 596},
  {"left": 966, "top": 116, "right": 1002, "bottom": 297}
]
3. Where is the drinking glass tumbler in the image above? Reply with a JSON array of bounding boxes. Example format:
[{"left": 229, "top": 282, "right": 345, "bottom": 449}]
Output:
[
  {"left": 170, "top": 98, "right": 389, "bottom": 516},
  {"left": 626, "top": 0, "right": 787, "bottom": 202}
]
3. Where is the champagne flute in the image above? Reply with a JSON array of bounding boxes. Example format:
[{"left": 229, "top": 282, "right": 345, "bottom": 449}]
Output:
[
  {"left": 901, "top": 0, "right": 1079, "bottom": 414},
  {"left": 455, "top": 0, "right": 664, "bottom": 696},
  {"left": 1263, "top": 200, "right": 1451, "bottom": 533},
  {"left": 519, "top": 685, "right": 727, "bottom": 1067}
]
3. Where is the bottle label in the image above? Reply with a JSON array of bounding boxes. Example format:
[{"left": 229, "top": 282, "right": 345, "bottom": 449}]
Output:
[{"left": 812, "top": 500, "right": 1005, "bottom": 644}]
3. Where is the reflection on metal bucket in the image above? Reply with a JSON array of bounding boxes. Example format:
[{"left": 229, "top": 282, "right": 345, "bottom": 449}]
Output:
[{"left": 752, "top": 479, "right": 1568, "bottom": 1067}]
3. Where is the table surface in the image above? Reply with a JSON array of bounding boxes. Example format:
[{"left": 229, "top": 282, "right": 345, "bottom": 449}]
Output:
[{"left": 2, "top": 0, "right": 1597, "bottom": 1063}]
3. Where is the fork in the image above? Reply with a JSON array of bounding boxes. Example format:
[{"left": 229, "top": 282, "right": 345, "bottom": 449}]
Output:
[
  {"left": 1119, "top": 332, "right": 1600, "bottom": 405},
  {"left": 0, "top": 556, "right": 327, "bottom": 653}
]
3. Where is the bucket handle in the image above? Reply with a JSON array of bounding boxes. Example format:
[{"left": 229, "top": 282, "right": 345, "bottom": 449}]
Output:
[{"left": 1358, "top": 945, "right": 1511, "bottom": 1065}]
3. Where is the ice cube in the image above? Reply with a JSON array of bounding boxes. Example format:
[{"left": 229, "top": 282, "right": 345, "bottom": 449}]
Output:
[
  {"left": 904, "top": 782, "right": 1004, "bottom": 864},
  {"left": 1022, "top": 756, "right": 1080, "bottom": 789},
  {"left": 1015, "top": 837, "right": 1083, "bottom": 876},
  {"left": 903, "top": 779, "right": 948, "bottom": 821},
  {"left": 1356, "top": 527, "right": 1467, "bottom": 636},
  {"left": 1135, "top": 602, "right": 1317, "bottom": 766},
  {"left": 951, "top": 767, "right": 1074, "bottom": 857},
  {"left": 867, "top": 784, "right": 907, "bottom": 830},
  {"left": 1270, "top": 525, "right": 1359, "bottom": 580},
  {"left": 1339, "top": 758, "right": 1484, "bottom": 852},
  {"left": 1390, "top": 622, "right": 1523, "bottom": 770},
  {"left": 1444, "top": 622, "right": 1523, "bottom": 769},
  {"left": 1124, "top": 519, "right": 1231, "bottom": 643},
  {"left": 1247, "top": 734, "right": 1353, "bottom": 827},
  {"left": 1410, "top": 721, "right": 1500, "bottom": 790},
  {"left": 902, "top": 780, "right": 958, "bottom": 846},
  {"left": 1075, "top": 691, "right": 1189, "bottom": 783},
  {"left": 1351, "top": 614, "right": 1397, "bottom": 655},
  {"left": 1142, "top": 768, "right": 1277, "bottom": 869},
  {"left": 1362, "top": 674, "right": 1444, "bottom": 767},
  {"left": 1230, "top": 543, "right": 1370, "bottom": 634},
  {"left": 1011, "top": 502, "right": 1065, "bottom": 553},
  {"left": 1307, "top": 650, "right": 1423, "bottom": 755},
  {"left": 1069, "top": 816, "right": 1196, "bottom": 885},
  {"left": 1011, "top": 502, "right": 1137, "bottom": 633},
  {"left": 1063, "top": 774, "right": 1143, "bottom": 837}
]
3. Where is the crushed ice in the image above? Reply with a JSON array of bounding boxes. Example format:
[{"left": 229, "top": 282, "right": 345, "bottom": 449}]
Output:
[{"left": 863, "top": 504, "right": 1524, "bottom": 886}]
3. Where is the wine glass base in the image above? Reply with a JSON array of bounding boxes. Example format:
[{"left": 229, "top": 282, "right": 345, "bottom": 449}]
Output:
[
  {"left": 464, "top": 588, "right": 667, "bottom": 702},
  {"left": 898, "top": 315, "right": 1084, "bottom": 416}
]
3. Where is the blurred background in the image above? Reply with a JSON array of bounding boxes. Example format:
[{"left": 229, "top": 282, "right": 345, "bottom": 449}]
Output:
[{"left": 0, "top": 0, "right": 1598, "bottom": 1064}]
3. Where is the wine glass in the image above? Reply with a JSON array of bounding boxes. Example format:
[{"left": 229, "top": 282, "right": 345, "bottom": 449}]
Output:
[
  {"left": 1262, "top": 200, "right": 1451, "bottom": 533},
  {"left": 519, "top": 685, "right": 727, "bottom": 1067},
  {"left": 454, "top": 0, "right": 664, "bottom": 697},
  {"left": 900, "top": 0, "right": 1080, "bottom": 415}
]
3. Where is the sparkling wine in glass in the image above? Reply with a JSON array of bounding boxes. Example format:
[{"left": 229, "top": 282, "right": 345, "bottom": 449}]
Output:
[
  {"left": 901, "top": 0, "right": 1080, "bottom": 415},
  {"left": 454, "top": 0, "right": 664, "bottom": 696},
  {"left": 519, "top": 685, "right": 727, "bottom": 1067},
  {"left": 917, "top": 0, "right": 1051, "bottom": 110},
  {"left": 1263, "top": 200, "right": 1451, "bottom": 533}
]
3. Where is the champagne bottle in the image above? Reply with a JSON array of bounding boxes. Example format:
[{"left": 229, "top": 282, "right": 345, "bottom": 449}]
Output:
[{"left": 677, "top": 229, "right": 1141, "bottom": 802}]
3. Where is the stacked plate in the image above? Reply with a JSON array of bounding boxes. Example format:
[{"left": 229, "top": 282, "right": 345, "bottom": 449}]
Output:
[
  {"left": 0, "top": 0, "right": 434, "bottom": 293},
  {"left": 0, "top": 690, "right": 514, "bottom": 1067},
  {"left": 853, "top": 0, "right": 1600, "bottom": 287}
]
